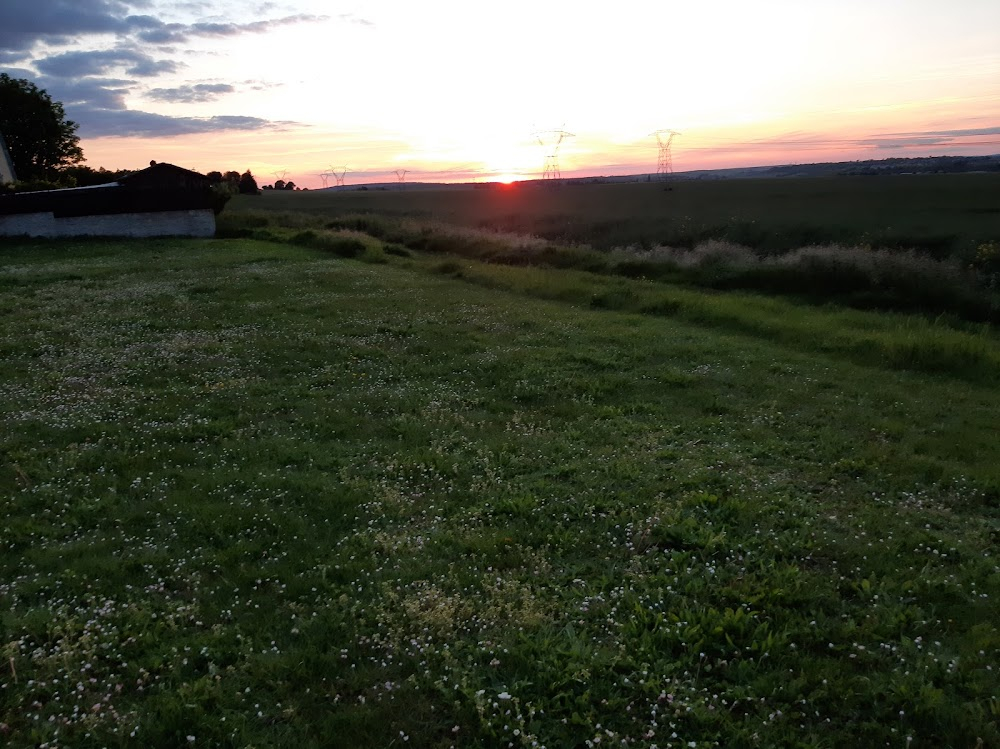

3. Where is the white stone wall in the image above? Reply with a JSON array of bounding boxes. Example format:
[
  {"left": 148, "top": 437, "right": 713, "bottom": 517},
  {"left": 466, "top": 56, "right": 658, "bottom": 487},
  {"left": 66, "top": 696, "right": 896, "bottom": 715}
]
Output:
[{"left": 0, "top": 209, "right": 216, "bottom": 238}]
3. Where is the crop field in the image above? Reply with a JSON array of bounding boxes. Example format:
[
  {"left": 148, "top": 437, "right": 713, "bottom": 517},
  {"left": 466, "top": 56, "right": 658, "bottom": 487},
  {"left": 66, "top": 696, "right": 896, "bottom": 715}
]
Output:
[
  {"left": 1, "top": 194, "right": 999, "bottom": 747},
  {"left": 254, "top": 174, "right": 1000, "bottom": 257}
]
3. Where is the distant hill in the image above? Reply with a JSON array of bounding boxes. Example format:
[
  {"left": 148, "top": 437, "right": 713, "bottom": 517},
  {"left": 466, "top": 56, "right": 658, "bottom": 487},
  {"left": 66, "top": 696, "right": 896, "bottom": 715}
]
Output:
[
  {"left": 570, "top": 154, "right": 1000, "bottom": 183},
  {"left": 675, "top": 154, "right": 1000, "bottom": 180},
  {"left": 308, "top": 154, "right": 1000, "bottom": 191}
]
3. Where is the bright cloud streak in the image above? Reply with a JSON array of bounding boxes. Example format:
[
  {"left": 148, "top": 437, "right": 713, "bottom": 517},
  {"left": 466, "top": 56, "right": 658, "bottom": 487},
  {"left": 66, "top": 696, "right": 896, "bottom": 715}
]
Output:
[{"left": 2, "top": 0, "right": 999, "bottom": 187}]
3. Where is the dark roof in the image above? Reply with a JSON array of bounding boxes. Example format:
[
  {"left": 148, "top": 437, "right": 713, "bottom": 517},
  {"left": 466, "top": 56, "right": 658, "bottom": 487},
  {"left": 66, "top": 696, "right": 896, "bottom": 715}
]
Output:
[
  {"left": 118, "top": 162, "right": 211, "bottom": 191},
  {"left": 0, "top": 162, "right": 219, "bottom": 217}
]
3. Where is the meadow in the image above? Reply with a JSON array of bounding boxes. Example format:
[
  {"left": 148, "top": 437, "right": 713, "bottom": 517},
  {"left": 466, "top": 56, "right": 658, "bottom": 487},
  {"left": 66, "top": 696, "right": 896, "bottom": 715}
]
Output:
[
  {"left": 240, "top": 176, "right": 1000, "bottom": 323},
  {"left": 1, "top": 178, "right": 999, "bottom": 748},
  {"left": 256, "top": 174, "right": 1000, "bottom": 256}
]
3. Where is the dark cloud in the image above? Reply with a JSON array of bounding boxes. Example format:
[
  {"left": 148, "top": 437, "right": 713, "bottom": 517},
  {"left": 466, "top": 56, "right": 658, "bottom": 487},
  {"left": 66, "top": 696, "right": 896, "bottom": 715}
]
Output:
[
  {"left": 0, "top": 67, "right": 39, "bottom": 81},
  {"left": 0, "top": 0, "right": 133, "bottom": 53},
  {"left": 125, "top": 57, "right": 181, "bottom": 77},
  {"left": 147, "top": 83, "right": 235, "bottom": 103},
  {"left": 73, "top": 107, "right": 300, "bottom": 138},
  {"left": 42, "top": 77, "right": 135, "bottom": 110},
  {"left": 862, "top": 137, "right": 951, "bottom": 150},
  {"left": 921, "top": 126, "right": 1000, "bottom": 138},
  {"left": 135, "top": 13, "right": 328, "bottom": 45},
  {"left": 860, "top": 125, "right": 1000, "bottom": 150},
  {"left": 35, "top": 48, "right": 180, "bottom": 78},
  {"left": 2, "top": 2, "right": 327, "bottom": 142},
  {"left": 0, "top": 50, "right": 30, "bottom": 65},
  {"left": 0, "top": 1, "right": 332, "bottom": 52},
  {"left": 133, "top": 26, "right": 187, "bottom": 44}
]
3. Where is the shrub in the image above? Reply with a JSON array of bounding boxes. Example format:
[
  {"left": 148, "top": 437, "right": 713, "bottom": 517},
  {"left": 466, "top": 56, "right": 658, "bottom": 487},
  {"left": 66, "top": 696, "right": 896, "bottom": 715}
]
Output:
[
  {"left": 210, "top": 185, "right": 231, "bottom": 215},
  {"left": 972, "top": 240, "right": 1000, "bottom": 289},
  {"left": 610, "top": 241, "right": 998, "bottom": 322},
  {"left": 326, "top": 215, "right": 390, "bottom": 238},
  {"left": 433, "top": 260, "right": 463, "bottom": 275},
  {"left": 290, "top": 230, "right": 366, "bottom": 257},
  {"left": 382, "top": 243, "right": 411, "bottom": 257},
  {"left": 0, "top": 178, "right": 66, "bottom": 193}
]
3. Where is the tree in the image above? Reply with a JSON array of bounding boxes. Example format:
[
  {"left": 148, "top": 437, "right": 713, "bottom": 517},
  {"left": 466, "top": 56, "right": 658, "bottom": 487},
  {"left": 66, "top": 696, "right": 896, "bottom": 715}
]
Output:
[
  {"left": 273, "top": 179, "right": 286, "bottom": 191},
  {"left": 284, "top": 181, "right": 296, "bottom": 191},
  {"left": 0, "top": 73, "right": 84, "bottom": 181},
  {"left": 60, "top": 164, "right": 128, "bottom": 187},
  {"left": 238, "top": 170, "right": 259, "bottom": 194}
]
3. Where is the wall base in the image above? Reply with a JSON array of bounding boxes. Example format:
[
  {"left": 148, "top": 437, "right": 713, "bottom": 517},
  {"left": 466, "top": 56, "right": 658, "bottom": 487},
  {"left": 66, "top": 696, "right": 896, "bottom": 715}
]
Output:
[{"left": 0, "top": 209, "right": 216, "bottom": 238}]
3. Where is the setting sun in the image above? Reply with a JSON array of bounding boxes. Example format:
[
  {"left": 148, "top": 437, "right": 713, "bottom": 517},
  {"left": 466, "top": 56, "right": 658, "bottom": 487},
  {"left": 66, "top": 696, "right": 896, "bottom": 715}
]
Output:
[{"left": 494, "top": 173, "right": 524, "bottom": 185}]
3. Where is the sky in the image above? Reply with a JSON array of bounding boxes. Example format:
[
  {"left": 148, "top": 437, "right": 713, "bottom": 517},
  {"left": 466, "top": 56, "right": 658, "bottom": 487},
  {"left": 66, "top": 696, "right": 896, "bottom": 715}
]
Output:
[{"left": 2, "top": 0, "right": 1000, "bottom": 188}]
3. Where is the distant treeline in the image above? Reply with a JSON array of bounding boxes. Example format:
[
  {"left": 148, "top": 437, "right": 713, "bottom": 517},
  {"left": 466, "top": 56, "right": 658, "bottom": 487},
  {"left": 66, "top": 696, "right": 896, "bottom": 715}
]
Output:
[
  {"left": 763, "top": 154, "right": 1000, "bottom": 179},
  {"left": 0, "top": 165, "right": 264, "bottom": 195}
]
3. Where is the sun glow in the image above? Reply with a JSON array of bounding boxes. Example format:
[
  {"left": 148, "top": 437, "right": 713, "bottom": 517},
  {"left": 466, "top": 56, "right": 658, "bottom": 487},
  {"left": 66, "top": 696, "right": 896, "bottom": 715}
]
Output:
[{"left": 493, "top": 173, "right": 524, "bottom": 184}]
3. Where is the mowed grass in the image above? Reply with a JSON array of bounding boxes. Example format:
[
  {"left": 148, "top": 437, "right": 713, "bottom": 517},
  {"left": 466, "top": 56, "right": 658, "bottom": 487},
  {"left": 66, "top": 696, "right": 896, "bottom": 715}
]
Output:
[{"left": 1, "top": 237, "right": 999, "bottom": 748}]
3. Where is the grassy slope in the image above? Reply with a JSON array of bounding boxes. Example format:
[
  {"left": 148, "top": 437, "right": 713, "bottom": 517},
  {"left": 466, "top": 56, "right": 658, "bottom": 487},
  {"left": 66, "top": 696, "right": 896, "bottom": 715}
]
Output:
[{"left": 1, "top": 238, "right": 998, "bottom": 748}]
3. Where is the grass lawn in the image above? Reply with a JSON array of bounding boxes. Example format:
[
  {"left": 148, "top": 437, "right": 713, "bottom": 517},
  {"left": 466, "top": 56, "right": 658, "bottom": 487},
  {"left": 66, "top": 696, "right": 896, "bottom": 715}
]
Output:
[{"left": 1, "top": 236, "right": 998, "bottom": 748}]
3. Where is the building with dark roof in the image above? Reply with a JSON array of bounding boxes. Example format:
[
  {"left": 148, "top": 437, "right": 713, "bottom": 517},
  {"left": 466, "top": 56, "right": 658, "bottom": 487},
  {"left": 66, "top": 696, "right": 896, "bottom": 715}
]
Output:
[{"left": 0, "top": 162, "right": 220, "bottom": 238}]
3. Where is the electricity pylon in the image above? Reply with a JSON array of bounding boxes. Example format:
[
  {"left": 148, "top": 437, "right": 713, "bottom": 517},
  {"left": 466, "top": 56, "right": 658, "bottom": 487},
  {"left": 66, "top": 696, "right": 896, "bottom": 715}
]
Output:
[
  {"left": 650, "top": 130, "right": 681, "bottom": 178},
  {"left": 534, "top": 129, "right": 574, "bottom": 180},
  {"left": 394, "top": 169, "right": 408, "bottom": 183},
  {"left": 318, "top": 172, "right": 332, "bottom": 189},
  {"left": 272, "top": 169, "right": 288, "bottom": 183},
  {"left": 329, "top": 166, "right": 348, "bottom": 186}
]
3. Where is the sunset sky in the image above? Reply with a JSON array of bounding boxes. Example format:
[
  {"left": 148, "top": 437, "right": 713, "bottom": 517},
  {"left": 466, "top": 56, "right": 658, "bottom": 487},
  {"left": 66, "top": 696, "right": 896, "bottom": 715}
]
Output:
[{"left": 2, "top": 0, "right": 999, "bottom": 188}]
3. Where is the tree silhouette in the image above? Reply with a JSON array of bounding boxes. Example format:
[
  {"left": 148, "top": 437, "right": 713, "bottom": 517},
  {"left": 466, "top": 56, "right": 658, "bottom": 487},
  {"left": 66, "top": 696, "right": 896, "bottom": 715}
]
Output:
[
  {"left": 238, "top": 170, "right": 259, "bottom": 194},
  {"left": 0, "top": 73, "right": 83, "bottom": 181}
]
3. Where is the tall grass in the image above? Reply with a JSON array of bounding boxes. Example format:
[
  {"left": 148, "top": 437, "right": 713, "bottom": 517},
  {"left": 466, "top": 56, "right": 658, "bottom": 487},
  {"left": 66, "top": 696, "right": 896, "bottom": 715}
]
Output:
[
  {"left": 612, "top": 241, "right": 999, "bottom": 322},
  {"left": 220, "top": 207, "right": 1000, "bottom": 324}
]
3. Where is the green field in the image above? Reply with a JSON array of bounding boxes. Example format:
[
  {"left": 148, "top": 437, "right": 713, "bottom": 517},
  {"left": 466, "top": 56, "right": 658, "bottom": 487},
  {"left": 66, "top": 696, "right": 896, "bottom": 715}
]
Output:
[
  {"left": 231, "top": 176, "right": 1000, "bottom": 325},
  {"left": 254, "top": 174, "right": 1000, "bottom": 256},
  {"left": 1, "top": 186, "right": 999, "bottom": 748}
]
